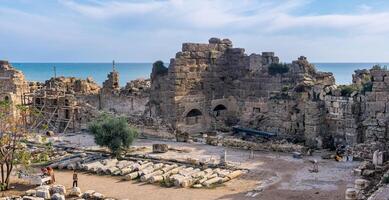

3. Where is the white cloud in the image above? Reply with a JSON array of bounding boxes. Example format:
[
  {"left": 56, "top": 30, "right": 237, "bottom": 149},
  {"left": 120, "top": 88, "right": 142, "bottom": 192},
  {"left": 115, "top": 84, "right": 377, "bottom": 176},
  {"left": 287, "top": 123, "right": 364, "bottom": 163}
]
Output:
[
  {"left": 2, "top": 0, "right": 389, "bottom": 62},
  {"left": 59, "top": 0, "right": 163, "bottom": 19},
  {"left": 59, "top": 0, "right": 389, "bottom": 34}
]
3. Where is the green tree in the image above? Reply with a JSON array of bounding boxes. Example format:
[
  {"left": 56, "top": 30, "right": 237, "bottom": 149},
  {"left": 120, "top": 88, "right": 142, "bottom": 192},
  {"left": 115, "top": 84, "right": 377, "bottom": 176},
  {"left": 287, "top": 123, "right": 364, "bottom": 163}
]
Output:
[
  {"left": 88, "top": 114, "right": 138, "bottom": 156},
  {"left": 0, "top": 101, "right": 31, "bottom": 190}
]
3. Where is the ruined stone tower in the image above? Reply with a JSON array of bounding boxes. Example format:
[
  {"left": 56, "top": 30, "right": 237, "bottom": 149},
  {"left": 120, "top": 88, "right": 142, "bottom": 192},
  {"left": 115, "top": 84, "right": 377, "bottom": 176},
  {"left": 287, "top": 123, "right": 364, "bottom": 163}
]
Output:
[{"left": 0, "top": 60, "right": 29, "bottom": 116}]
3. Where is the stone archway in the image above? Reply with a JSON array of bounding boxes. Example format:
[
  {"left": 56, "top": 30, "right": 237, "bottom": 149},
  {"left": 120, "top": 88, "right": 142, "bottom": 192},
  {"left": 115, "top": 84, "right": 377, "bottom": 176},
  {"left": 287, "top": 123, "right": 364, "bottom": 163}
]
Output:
[
  {"left": 185, "top": 109, "right": 203, "bottom": 125},
  {"left": 213, "top": 104, "right": 227, "bottom": 117}
]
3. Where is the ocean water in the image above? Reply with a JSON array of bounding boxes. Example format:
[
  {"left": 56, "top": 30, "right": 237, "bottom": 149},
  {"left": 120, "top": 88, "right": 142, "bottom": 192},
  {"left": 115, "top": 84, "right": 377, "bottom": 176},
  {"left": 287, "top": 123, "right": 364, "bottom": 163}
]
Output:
[
  {"left": 12, "top": 63, "right": 152, "bottom": 86},
  {"left": 11, "top": 62, "right": 389, "bottom": 86}
]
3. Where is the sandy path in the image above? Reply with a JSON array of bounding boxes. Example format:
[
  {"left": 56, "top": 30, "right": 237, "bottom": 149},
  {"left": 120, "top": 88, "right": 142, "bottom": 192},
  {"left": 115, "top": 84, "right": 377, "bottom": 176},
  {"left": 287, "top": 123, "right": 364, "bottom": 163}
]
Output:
[{"left": 54, "top": 170, "right": 256, "bottom": 200}]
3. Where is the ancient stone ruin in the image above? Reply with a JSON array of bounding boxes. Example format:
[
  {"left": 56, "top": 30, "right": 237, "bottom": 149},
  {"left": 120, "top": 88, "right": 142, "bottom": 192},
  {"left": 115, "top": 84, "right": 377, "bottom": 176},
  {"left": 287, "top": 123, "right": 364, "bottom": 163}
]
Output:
[
  {"left": 0, "top": 60, "right": 29, "bottom": 117},
  {"left": 149, "top": 38, "right": 388, "bottom": 158},
  {"left": 0, "top": 37, "right": 388, "bottom": 157}
]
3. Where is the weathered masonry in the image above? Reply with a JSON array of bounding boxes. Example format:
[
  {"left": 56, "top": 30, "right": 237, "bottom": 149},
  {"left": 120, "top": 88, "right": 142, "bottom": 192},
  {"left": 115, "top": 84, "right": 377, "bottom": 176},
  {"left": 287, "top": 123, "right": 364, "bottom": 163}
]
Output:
[
  {"left": 1, "top": 38, "right": 388, "bottom": 158},
  {"left": 150, "top": 38, "right": 388, "bottom": 156}
]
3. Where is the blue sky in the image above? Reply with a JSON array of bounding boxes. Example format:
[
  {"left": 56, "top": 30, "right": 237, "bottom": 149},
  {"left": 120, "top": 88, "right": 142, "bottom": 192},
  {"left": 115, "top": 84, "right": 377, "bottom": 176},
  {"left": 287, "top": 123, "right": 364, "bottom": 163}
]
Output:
[{"left": 1, "top": 0, "right": 389, "bottom": 62}]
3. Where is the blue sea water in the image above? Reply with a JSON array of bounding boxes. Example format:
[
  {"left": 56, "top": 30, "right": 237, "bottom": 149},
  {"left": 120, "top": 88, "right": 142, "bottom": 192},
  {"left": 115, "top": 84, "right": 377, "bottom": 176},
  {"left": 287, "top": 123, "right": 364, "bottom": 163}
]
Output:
[
  {"left": 11, "top": 62, "right": 389, "bottom": 86},
  {"left": 12, "top": 63, "right": 152, "bottom": 86}
]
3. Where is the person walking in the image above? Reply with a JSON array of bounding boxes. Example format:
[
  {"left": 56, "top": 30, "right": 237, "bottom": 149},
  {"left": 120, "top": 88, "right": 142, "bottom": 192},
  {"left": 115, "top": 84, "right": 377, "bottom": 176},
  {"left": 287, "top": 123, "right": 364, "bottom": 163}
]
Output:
[{"left": 73, "top": 170, "right": 78, "bottom": 187}]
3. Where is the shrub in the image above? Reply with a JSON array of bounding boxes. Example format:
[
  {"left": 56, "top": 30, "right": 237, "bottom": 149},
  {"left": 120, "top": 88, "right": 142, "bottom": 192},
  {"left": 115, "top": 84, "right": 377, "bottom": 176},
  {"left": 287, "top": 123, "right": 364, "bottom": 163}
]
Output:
[
  {"left": 152, "top": 60, "right": 168, "bottom": 76},
  {"left": 371, "top": 64, "right": 388, "bottom": 71},
  {"left": 383, "top": 173, "right": 389, "bottom": 184},
  {"left": 338, "top": 85, "right": 359, "bottom": 97},
  {"left": 88, "top": 114, "right": 138, "bottom": 156},
  {"left": 268, "top": 63, "right": 289, "bottom": 75},
  {"left": 361, "top": 82, "right": 373, "bottom": 94}
]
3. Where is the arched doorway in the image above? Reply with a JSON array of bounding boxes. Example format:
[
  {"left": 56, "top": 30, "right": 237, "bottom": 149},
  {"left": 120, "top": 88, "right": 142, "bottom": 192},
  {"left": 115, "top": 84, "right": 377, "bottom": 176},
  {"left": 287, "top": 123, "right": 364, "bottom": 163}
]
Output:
[
  {"left": 185, "top": 109, "right": 203, "bottom": 125},
  {"left": 213, "top": 104, "right": 227, "bottom": 117},
  {"left": 4, "top": 96, "right": 9, "bottom": 102}
]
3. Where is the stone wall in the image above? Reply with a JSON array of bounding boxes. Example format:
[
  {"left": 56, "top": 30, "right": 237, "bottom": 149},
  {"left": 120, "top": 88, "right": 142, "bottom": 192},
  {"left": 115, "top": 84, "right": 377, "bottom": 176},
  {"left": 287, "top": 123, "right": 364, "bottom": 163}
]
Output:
[
  {"left": 150, "top": 38, "right": 336, "bottom": 148},
  {"left": 0, "top": 60, "right": 29, "bottom": 117},
  {"left": 1, "top": 39, "right": 387, "bottom": 154}
]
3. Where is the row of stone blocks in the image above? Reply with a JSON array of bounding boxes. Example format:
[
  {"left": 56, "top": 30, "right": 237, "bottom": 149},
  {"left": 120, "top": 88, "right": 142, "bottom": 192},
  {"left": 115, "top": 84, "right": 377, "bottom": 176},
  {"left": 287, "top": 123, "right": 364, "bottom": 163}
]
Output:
[{"left": 49, "top": 155, "right": 243, "bottom": 189}]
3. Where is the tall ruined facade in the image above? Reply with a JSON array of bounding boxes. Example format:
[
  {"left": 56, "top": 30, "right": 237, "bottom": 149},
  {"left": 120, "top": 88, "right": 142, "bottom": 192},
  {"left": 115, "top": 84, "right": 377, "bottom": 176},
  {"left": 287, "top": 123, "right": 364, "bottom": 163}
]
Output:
[
  {"left": 150, "top": 38, "right": 335, "bottom": 147},
  {"left": 150, "top": 38, "right": 388, "bottom": 155},
  {"left": 0, "top": 61, "right": 29, "bottom": 116}
]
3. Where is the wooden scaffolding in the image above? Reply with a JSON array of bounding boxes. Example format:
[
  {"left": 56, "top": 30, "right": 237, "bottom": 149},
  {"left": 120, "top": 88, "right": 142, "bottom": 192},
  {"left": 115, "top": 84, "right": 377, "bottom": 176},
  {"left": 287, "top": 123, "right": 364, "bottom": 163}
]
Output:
[{"left": 22, "top": 86, "right": 81, "bottom": 134}]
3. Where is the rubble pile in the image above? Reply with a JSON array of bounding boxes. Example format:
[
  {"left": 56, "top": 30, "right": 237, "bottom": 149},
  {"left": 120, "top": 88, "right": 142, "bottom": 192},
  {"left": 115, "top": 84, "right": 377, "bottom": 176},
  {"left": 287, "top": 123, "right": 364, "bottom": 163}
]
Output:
[
  {"left": 0, "top": 185, "right": 110, "bottom": 200},
  {"left": 121, "top": 79, "right": 150, "bottom": 96},
  {"left": 346, "top": 158, "right": 389, "bottom": 200},
  {"left": 49, "top": 154, "right": 244, "bottom": 189},
  {"left": 206, "top": 136, "right": 307, "bottom": 153},
  {"left": 44, "top": 76, "right": 100, "bottom": 95}
]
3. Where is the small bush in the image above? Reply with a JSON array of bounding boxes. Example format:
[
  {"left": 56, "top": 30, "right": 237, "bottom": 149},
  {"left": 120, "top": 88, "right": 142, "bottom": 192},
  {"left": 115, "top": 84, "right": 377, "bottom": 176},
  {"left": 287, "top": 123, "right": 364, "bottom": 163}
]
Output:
[
  {"left": 383, "top": 174, "right": 389, "bottom": 184},
  {"left": 282, "top": 86, "right": 290, "bottom": 92},
  {"left": 268, "top": 63, "right": 289, "bottom": 75},
  {"left": 372, "top": 64, "right": 389, "bottom": 71},
  {"left": 338, "top": 85, "right": 359, "bottom": 97},
  {"left": 152, "top": 60, "right": 168, "bottom": 76},
  {"left": 89, "top": 114, "right": 138, "bottom": 156},
  {"left": 361, "top": 82, "right": 373, "bottom": 94}
]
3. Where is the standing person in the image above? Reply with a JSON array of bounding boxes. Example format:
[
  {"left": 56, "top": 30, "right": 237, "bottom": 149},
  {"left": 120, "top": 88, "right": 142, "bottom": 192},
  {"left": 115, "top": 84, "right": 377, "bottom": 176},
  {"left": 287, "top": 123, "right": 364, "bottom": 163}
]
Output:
[
  {"left": 47, "top": 167, "right": 55, "bottom": 184},
  {"left": 73, "top": 170, "right": 78, "bottom": 187}
]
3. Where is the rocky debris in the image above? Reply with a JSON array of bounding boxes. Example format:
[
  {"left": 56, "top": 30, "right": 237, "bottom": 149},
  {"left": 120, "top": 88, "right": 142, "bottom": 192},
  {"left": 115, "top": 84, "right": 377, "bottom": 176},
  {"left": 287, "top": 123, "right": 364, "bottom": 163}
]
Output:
[
  {"left": 152, "top": 144, "right": 169, "bottom": 153},
  {"left": 44, "top": 76, "right": 100, "bottom": 95},
  {"left": 349, "top": 159, "right": 389, "bottom": 199},
  {"left": 206, "top": 136, "right": 307, "bottom": 153},
  {"left": 367, "top": 185, "right": 389, "bottom": 200},
  {"left": 121, "top": 79, "right": 150, "bottom": 96}
]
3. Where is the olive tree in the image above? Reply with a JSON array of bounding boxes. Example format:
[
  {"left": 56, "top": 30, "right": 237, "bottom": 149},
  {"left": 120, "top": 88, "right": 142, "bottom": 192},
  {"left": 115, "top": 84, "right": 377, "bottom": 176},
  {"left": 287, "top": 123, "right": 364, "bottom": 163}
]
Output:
[{"left": 88, "top": 114, "right": 138, "bottom": 156}]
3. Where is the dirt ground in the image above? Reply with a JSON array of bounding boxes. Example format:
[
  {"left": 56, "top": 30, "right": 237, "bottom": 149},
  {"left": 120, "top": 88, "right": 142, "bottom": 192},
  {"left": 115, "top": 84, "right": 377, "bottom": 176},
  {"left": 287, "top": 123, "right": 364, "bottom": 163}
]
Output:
[{"left": 3, "top": 135, "right": 359, "bottom": 200}]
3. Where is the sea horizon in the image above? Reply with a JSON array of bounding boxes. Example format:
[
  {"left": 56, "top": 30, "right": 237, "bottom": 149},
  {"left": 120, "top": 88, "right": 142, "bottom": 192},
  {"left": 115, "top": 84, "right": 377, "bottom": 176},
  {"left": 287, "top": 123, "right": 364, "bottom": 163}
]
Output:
[{"left": 11, "top": 62, "right": 389, "bottom": 86}]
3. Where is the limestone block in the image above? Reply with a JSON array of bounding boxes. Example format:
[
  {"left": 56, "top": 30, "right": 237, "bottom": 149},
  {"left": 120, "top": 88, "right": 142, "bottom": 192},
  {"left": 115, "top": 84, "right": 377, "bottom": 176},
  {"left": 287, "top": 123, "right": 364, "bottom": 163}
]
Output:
[
  {"left": 69, "top": 187, "right": 82, "bottom": 197},
  {"left": 354, "top": 179, "right": 369, "bottom": 190},
  {"left": 25, "top": 189, "right": 37, "bottom": 196},
  {"left": 152, "top": 144, "right": 169, "bottom": 153},
  {"left": 372, "top": 150, "right": 383, "bottom": 166},
  {"left": 36, "top": 188, "right": 50, "bottom": 199},
  {"left": 50, "top": 185, "right": 66, "bottom": 195},
  {"left": 23, "top": 197, "right": 44, "bottom": 200},
  {"left": 92, "top": 192, "right": 104, "bottom": 200},
  {"left": 345, "top": 188, "right": 357, "bottom": 200},
  {"left": 50, "top": 193, "right": 65, "bottom": 200},
  {"left": 81, "top": 190, "right": 95, "bottom": 199}
]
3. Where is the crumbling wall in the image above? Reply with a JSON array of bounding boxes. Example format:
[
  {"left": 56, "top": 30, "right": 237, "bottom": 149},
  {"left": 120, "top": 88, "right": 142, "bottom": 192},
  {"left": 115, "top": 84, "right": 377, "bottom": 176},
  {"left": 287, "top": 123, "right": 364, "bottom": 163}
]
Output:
[
  {"left": 98, "top": 71, "right": 150, "bottom": 116},
  {"left": 356, "top": 69, "right": 389, "bottom": 158},
  {"left": 150, "top": 38, "right": 336, "bottom": 147},
  {"left": 323, "top": 96, "right": 361, "bottom": 148},
  {"left": 44, "top": 76, "right": 100, "bottom": 95},
  {"left": 0, "top": 60, "right": 29, "bottom": 116}
]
